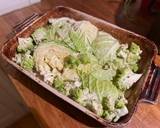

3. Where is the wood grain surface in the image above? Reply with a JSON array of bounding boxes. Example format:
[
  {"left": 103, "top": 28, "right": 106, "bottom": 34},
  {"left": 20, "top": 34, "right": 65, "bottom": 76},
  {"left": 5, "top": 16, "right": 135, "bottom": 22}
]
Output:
[{"left": 0, "top": 0, "right": 160, "bottom": 128}]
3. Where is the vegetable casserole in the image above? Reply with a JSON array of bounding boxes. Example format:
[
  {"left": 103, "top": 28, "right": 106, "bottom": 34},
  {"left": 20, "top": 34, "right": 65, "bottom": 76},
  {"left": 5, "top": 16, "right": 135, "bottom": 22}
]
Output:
[{"left": 12, "top": 17, "right": 142, "bottom": 122}]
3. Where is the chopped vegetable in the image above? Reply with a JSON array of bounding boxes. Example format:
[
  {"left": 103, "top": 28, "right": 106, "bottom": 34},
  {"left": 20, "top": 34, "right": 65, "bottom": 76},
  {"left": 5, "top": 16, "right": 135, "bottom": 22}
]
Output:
[
  {"left": 64, "top": 55, "right": 80, "bottom": 68},
  {"left": 20, "top": 51, "right": 34, "bottom": 70},
  {"left": 127, "top": 43, "right": 142, "bottom": 72},
  {"left": 53, "top": 77, "right": 65, "bottom": 93},
  {"left": 114, "top": 68, "right": 142, "bottom": 90},
  {"left": 13, "top": 17, "right": 143, "bottom": 122},
  {"left": 73, "top": 21, "right": 98, "bottom": 44},
  {"left": 17, "top": 37, "right": 34, "bottom": 52},
  {"left": 33, "top": 43, "right": 71, "bottom": 72},
  {"left": 32, "top": 27, "right": 48, "bottom": 43},
  {"left": 92, "top": 31, "right": 120, "bottom": 65},
  {"left": 69, "top": 87, "right": 83, "bottom": 101}
]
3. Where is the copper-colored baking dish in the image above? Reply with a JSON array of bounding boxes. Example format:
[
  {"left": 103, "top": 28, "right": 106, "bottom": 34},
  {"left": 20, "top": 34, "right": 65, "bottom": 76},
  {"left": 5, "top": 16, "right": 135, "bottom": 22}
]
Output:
[{"left": 1, "top": 6, "right": 160, "bottom": 127}]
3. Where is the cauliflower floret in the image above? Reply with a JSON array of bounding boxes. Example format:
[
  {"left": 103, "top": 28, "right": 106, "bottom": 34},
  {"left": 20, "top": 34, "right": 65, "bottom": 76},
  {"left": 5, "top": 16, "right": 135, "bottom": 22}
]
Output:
[
  {"left": 17, "top": 37, "right": 34, "bottom": 52},
  {"left": 64, "top": 82, "right": 76, "bottom": 96},
  {"left": 38, "top": 60, "right": 61, "bottom": 84},
  {"left": 43, "top": 68, "right": 61, "bottom": 84},
  {"left": 63, "top": 80, "right": 82, "bottom": 96},
  {"left": 13, "top": 53, "right": 22, "bottom": 64},
  {"left": 80, "top": 89, "right": 98, "bottom": 102},
  {"left": 74, "top": 81, "right": 81, "bottom": 87},
  {"left": 116, "top": 44, "right": 129, "bottom": 59},
  {"left": 39, "top": 63, "right": 51, "bottom": 75},
  {"left": 43, "top": 71, "right": 55, "bottom": 83}
]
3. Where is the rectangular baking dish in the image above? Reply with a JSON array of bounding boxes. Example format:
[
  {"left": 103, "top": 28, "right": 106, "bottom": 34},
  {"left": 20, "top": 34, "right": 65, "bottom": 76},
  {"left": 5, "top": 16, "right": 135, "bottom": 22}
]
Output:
[{"left": 1, "top": 6, "right": 160, "bottom": 127}]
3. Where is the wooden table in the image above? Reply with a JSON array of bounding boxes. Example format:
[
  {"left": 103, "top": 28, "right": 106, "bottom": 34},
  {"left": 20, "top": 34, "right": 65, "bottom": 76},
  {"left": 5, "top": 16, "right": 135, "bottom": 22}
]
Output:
[{"left": 0, "top": 0, "right": 160, "bottom": 128}]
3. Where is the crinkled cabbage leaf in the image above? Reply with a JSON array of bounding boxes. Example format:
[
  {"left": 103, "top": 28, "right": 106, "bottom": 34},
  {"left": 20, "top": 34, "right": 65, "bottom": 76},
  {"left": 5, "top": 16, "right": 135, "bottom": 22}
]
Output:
[{"left": 92, "top": 31, "right": 120, "bottom": 65}]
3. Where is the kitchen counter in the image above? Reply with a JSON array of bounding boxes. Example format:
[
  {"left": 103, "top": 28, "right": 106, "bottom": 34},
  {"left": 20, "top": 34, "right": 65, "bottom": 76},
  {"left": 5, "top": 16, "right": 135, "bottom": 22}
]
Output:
[{"left": 0, "top": 0, "right": 160, "bottom": 128}]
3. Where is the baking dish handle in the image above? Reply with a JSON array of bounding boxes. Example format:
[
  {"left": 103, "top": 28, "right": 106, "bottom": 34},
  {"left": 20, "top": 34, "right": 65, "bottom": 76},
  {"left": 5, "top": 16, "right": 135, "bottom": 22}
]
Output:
[
  {"left": 140, "top": 55, "right": 160, "bottom": 104},
  {"left": 7, "top": 13, "right": 40, "bottom": 38}
]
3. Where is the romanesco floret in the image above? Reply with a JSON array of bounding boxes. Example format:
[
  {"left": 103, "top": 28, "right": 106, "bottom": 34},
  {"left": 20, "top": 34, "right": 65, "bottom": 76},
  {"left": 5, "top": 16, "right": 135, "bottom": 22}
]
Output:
[
  {"left": 129, "top": 42, "right": 142, "bottom": 55},
  {"left": 114, "top": 68, "right": 142, "bottom": 90},
  {"left": 69, "top": 88, "right": 83, "bottom": 101},
  {"left": 20, "top": 52, "right": 34, "bottom": 70},
  {"left": 53, "top": 77, "right": 65, "bottom": 93},
  {"left": 102, "top": 110, "right": 116, "bottom": 122},
  {"left": 102, "top": 105, "right": 128, "bottom": 122},
  {"left": 102, "top": 97, "right": 115, "bottom": 111}
]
